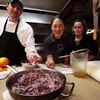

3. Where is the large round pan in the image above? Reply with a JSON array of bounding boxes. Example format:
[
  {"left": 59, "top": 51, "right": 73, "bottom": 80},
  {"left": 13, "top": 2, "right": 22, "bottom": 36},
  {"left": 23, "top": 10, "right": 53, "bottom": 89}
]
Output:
[{"left": 5, "top": 65, "right": 75, "bottom": 100}]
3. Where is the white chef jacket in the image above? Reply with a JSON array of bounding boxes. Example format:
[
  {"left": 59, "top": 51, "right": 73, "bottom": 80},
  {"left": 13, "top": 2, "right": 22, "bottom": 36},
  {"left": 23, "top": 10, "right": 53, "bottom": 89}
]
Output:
[{"left": 0, "top": 17, "right": 37, "bottom": 57}]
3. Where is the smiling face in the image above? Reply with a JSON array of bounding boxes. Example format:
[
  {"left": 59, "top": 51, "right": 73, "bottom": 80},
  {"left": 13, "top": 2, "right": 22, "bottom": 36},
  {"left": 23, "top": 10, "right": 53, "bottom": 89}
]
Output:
[
  {"left": 51, "top": 18, "right": 65, "bottom": 39},
  {"left": 6, "top": 2, "right": 23, "bottom": 22}
]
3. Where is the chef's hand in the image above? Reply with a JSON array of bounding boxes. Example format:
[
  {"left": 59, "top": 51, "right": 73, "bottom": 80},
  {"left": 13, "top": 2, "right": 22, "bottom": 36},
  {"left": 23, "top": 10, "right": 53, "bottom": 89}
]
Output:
[{"left": 28, "top": 52, "right": 42, "bottom": 63}]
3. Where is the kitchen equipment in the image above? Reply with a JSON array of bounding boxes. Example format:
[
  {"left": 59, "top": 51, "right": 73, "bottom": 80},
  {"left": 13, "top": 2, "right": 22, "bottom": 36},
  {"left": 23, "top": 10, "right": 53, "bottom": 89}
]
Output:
[
  {"left": 59, "top": 49, "right": 90, "bottom": 59},
  {"left": 32, "top": 60, "right": 39, "bottom": 67},
  {"left": 59, "top": 55, "right": 70, "bottom": 58},
  {"left": 71, "top": 48, "right": 90, "bottom": 53},
  {"left": 70, "top": 49, "right": 89, "bottom": 78},
  {"left": 20, "top": 60, "right": 39, "bottom": 70},
  {"left": 5, "top": 65, "right": 75, "bottom": 100}
]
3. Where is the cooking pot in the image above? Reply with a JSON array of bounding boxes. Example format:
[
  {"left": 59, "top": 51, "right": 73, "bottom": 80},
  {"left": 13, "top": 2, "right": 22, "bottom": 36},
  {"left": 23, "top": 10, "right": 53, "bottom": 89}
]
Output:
[{"left": 5, "top": 65, "right": 75, "bottom": 100}]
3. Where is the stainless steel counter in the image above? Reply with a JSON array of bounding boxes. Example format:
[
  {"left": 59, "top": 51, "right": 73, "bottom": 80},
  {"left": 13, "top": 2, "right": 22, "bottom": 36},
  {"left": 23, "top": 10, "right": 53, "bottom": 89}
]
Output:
[{"left": 0, "top": 67, "right": 100, "bottom": 100}]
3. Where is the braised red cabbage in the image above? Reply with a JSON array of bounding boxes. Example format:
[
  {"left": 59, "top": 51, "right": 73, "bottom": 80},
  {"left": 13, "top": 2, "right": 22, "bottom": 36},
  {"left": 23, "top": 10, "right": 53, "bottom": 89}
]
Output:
[{"left": 12, "top": 70, "right": 63, "bottom": 95}]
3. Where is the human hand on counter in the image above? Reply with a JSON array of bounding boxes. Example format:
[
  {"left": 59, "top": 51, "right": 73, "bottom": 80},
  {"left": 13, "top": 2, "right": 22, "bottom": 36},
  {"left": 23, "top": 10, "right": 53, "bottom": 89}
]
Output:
[
  {"left": 64, "top": 57, "right": 69, "bottom": 65},
  {"left": 45, "top": 55, "right": 55, "bottom": 69},
  {"left": 28, "top": 52, "right": 42, "bottom": 63},
  {"left": 45, "top": 59, "right": 55, "bottom": 69}
]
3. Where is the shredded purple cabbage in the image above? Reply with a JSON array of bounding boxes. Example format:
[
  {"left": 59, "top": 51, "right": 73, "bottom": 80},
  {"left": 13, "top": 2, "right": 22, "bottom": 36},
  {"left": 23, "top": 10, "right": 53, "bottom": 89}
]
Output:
[{"left": 12, "top": 70, "right": 63, "bottom": 95}]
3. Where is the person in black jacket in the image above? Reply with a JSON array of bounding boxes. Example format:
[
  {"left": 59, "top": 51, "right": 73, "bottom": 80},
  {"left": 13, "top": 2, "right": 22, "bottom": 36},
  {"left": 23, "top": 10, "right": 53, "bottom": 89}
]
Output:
[{"left": 67, "top": 19, "right": 98, "bottom": 61}]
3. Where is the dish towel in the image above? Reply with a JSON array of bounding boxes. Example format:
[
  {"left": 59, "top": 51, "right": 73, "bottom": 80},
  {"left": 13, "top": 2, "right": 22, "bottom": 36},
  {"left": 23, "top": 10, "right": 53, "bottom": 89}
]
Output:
[
  {"left": 2, "top": 90, "right": 14, "bottom": 100},
  {"left": 86, "top": 61, "right": 100, "bottom": 82},
  {"left": 0, "top": 65, "right": 16, "bottom": 79},
  {"left": 0, "top": 69, "right": 11, "bottom": 79}
]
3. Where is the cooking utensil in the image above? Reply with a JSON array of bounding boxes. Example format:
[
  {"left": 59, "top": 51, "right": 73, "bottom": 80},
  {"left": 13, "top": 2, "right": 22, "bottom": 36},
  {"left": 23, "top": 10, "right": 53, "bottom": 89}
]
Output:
[
  {"left": 5, "top": 64, "right": 17, "bottom": 73},
  {"left": 59, "top": 55, "right": 70, "bottom": 58},
  {"left": 32, "top": 60, "right": 39, "bottom": 67},
  {"left": 59, "top": 49, "right": 90, "bottom": 58},
  {"left": 72, "top": 48, "right": 91, "bottom": 53},
  {"left": 5, "top": 65, "right": 75, "bottom": 100},
  {"left": 20, "top": 60, "right": 39, "bottom": 70}
]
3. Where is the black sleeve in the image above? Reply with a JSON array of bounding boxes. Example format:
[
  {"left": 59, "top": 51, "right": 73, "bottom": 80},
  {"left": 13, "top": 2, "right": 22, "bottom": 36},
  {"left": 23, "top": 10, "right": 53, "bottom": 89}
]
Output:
[
  {"left": 88, "top": 37, "right": 98, "bottom": 56},
  {"left": 44, "top": 37, "right": 52, "bottom": 56},
  {"left": 62, "top": 34, "right": 69, "bottom": 54}
]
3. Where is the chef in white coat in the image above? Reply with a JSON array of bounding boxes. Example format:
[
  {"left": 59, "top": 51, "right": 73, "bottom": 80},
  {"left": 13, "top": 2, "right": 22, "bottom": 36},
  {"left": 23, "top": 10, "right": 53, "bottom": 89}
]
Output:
[{"left": 0, "top": 0, "right": 42, "bottom": 65}]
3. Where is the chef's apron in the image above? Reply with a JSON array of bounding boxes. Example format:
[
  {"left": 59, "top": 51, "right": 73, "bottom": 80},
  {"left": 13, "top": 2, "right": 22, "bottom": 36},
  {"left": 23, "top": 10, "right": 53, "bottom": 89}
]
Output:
[{"left": 0, "top": 18, "right": 27, "bottom": 65}]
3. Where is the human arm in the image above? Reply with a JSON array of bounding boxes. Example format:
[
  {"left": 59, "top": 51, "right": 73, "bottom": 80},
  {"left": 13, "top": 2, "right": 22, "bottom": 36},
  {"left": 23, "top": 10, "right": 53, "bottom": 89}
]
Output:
[
  {"left": 28, "top": 52, "right": 42, "bottom": 63},
  {"left": 17, "top": 19, "right": 42, "bottom": 62},
  {"left": 64, "top": 57, "right": 69, "bottom": 65},
  {"left": 44, "top": 36, "right": 55, "bottom": 68},
  {"left": 23, "top": 27, "right": 42, "bottom": 62},
  {"left": 45, "top": 55, "right": 55, "bottom": 69},
  {"left": 87, "top": 36, "right": 98, "bottom": 61},
  {"left": 24, "top": 29, "right": 42, "bottom": 62},
  {"left": 88, "top": 55, "right": 95, "bottom": 61}
]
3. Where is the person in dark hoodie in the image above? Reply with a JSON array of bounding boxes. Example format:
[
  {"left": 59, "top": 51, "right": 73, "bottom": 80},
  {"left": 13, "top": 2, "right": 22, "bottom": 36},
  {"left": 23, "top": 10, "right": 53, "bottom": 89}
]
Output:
[
  {"left": 67, "top": 19, "right": 98, "bottom": 61},
  {"left": 0, "top": 0, "right": 42, "bottom": 65}
]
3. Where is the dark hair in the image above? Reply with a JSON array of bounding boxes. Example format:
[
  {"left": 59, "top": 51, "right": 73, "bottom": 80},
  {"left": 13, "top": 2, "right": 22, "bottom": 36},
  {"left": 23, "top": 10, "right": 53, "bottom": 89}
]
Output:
[
  {"left": 72, "top": 19, "right": 88, "bottom": 34},
  {"left": 50, "top": 15, "right": 65, "bottom": 27}
]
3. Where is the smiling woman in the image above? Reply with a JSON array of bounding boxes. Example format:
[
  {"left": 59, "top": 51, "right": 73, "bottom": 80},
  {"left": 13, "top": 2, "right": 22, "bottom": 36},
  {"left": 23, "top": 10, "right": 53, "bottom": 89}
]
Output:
[{"left": 44, "top": 15, "right": 68, "bottom": 68}]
